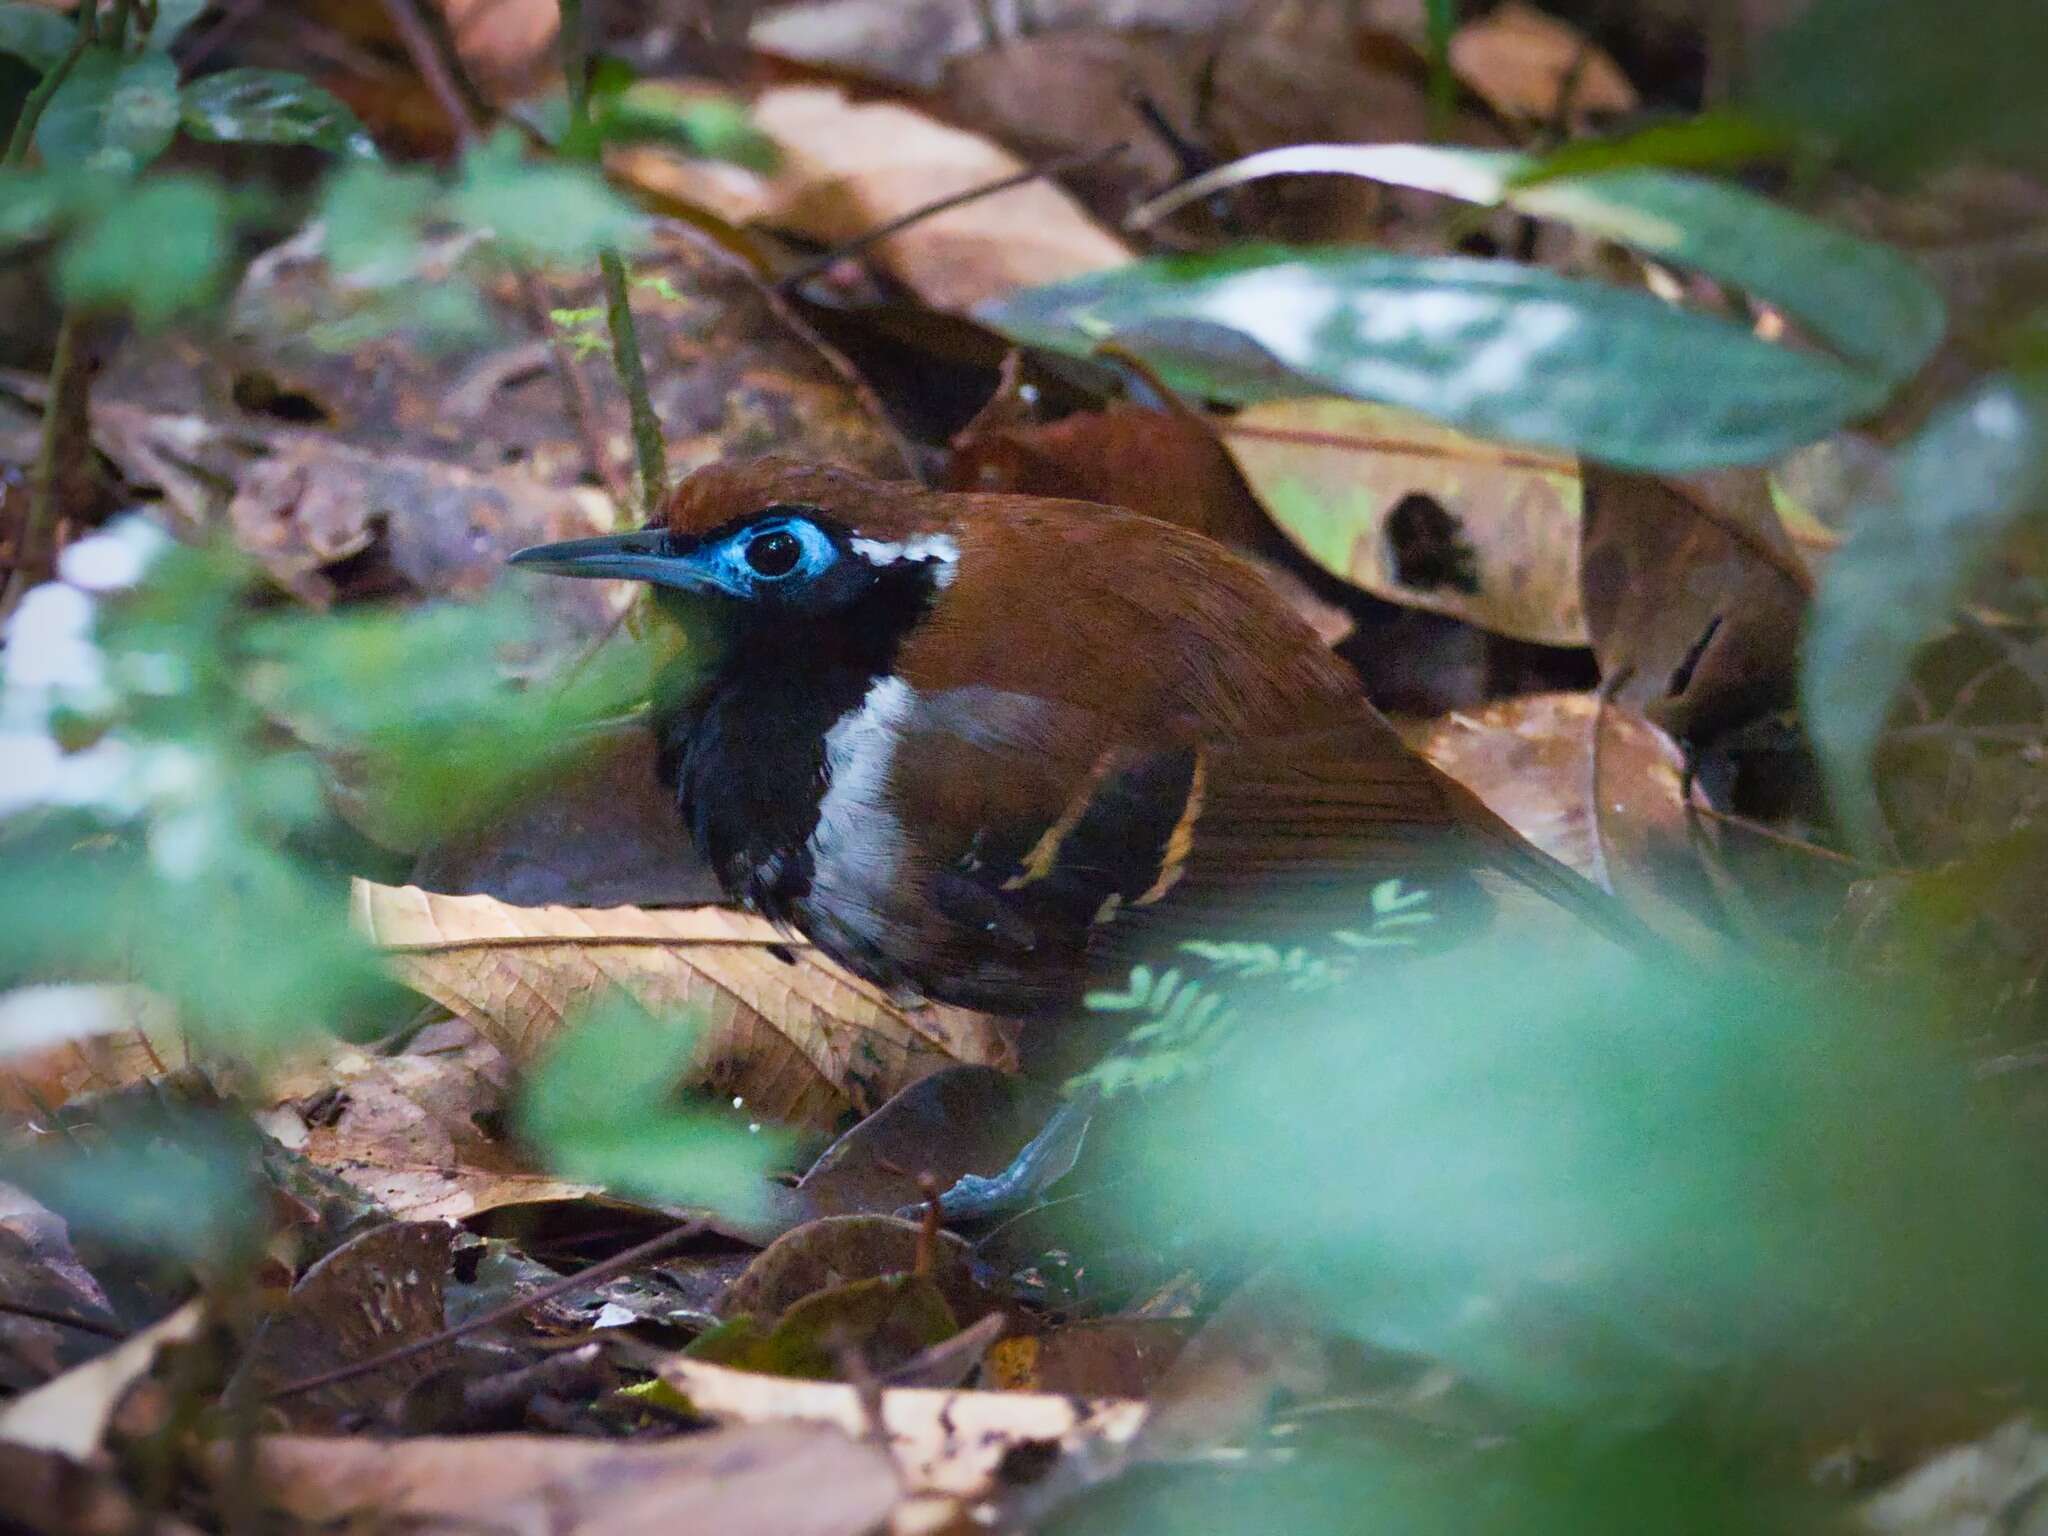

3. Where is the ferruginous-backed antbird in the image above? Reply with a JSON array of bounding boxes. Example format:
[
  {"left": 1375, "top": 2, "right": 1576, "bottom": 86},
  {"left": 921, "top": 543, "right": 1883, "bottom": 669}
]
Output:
[{"left": 511, "top": 457, "right": 1661, "bottom": 1216}]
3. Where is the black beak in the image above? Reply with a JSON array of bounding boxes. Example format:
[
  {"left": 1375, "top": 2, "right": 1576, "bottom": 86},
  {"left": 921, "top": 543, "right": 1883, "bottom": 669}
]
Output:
[{"left": 508, "top": 531, "right": 717, "bottom": 592}]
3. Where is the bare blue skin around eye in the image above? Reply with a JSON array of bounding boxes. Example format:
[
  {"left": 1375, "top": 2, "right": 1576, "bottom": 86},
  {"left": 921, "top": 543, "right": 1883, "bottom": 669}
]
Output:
[{"left": 695, "top": 517, "right": 839, "bottom": 596}]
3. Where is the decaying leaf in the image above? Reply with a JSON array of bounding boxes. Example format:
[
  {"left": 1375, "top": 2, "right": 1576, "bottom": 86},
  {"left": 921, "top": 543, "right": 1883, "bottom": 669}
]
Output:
[
  {"left": 1580, "top": 465, "right": 1810, "bottom": 749},
  {"left": 266, "top": 1031, "right": 600, "bottom": 1222},
  {"left": 984, "top": 1318, "right": 1193, "bottom": 1399},
  {"left": 230, "top": 1220, "right": 454, "bottom": 1429},
  {"left": 716, "top": 1214, "right": 998, "bottom": 1330},
  {"left": 246, "top": 1422, "right": 901, "bottom": 1536},
  {"left": 351, "top": 882, "right": 1019, "bottom": 1130},
  {"left": 1449, "top": 1, "right": 1639, "bottom": 128},
  {"left": 659, "top": 1355, "right": 1148, "bottom": 1500},
  {"left": 1220, "top": 398, "right": 1587, "bottom": 646},
  {"left": 0, "top": 986, "right": 182, "bottom": 1118},
  {"left": 622, "top": 85, "right": 1132, "bottom": 310}
]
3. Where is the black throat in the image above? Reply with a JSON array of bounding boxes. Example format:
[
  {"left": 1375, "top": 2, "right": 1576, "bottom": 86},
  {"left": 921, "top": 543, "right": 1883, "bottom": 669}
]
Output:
[{"left": 652, "top": 562, "right": 936, "bottom": 919}]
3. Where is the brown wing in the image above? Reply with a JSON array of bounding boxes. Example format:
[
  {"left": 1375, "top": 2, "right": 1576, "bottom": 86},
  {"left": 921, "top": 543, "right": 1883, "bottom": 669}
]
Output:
[{"left": 804, "top": 690, "right": 1659, "bottom": 1017}]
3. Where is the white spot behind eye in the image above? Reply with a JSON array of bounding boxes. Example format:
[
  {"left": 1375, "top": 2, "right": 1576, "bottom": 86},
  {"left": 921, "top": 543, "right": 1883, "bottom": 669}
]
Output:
[{"left": 849, "top": 532, "right": 960, "bottom": 587}]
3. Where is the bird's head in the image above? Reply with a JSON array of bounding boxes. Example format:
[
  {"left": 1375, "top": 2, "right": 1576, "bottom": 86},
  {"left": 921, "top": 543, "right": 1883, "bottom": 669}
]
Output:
[{"left": 509, "top": 458, "right": 961, "bottom": 648}]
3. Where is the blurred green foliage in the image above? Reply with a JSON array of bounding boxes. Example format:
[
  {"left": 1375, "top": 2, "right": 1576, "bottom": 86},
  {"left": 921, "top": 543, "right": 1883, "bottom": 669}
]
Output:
[{"left": 517, "top": 998, "right": 791, "bottom": 1222}]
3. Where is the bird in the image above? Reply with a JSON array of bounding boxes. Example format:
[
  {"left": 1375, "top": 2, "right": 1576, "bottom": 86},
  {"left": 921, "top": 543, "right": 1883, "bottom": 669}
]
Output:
[{"left": 511, "top": 456, "right": 1665, "bottom": 1215}]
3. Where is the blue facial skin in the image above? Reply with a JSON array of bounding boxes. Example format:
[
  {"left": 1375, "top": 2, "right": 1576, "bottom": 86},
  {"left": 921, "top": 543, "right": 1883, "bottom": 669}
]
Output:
[{"left": 508, "top": 513, "right": 849, "bottom": 607}]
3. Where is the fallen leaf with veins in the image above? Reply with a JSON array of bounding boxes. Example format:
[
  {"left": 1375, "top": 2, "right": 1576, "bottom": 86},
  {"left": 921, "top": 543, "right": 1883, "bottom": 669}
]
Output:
[
  {"left": 352, "top": 882, "right": 1019, "bottom": 1130},
  {"left": 1450, "top": 1, "right": 1639, "bottom": 129}
]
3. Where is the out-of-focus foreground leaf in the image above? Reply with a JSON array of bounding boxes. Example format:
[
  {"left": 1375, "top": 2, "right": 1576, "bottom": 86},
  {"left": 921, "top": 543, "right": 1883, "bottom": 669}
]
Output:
[
  {"left": 1801, "top": 375, "right": 2048, "bottom": 855},
  {"left": 1132, "top": 143, "right": 1944, "bottom": 388},
  {"left": 1102, "top": 937, "right": 2044, "bottom": 1420},
  {"left": 179, "top": 67, "right": 377, "bottom": 160},
  {"left": 983, "top": 246, "right": 1882, "bottom": 472}
]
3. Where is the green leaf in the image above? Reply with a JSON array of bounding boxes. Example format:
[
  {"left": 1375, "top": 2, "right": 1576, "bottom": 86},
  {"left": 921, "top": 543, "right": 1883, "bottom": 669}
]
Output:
[
  {"left": 1753, "top": 0, "right": 2048, "bottom": 178},
  {"left": 58, "top": 173, "right": 228, "bottom": 323},
  {"left": 35, "top": 47, "right": 180, "bottom": 175},
  {"left": 1132, "top": 144, "right": 1944, "bottom": 387},
  {"left": 0, "top": 1, "right": 73, "bottom": 69},
  {"left": 317, "top": 157, "right": 434, "bottom": 277},
  {"left": 983, "top": 247, "right": 1881, "bottom": 472},
  {"left": 450, "top": 128, "right": 646, "bottom": 266},
  {"left": 180, "top": 68, "right": 377, "bottom": 160},
  {"left": 1800, "top": 375, "right": 2048, "bottom": 855},
  {"left": 519, "top": 1000, "right": 789, "bottom": 1223}
]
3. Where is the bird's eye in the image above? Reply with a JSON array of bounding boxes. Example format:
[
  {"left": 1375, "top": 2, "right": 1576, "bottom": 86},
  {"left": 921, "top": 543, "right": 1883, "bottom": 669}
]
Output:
[{"left": 745, "top": 529, "right": 803, "bottom": 578}]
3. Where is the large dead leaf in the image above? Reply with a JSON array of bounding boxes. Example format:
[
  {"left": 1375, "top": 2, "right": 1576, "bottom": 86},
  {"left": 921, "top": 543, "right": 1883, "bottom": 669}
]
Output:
[
  {"left": 622, "top": 85, "right": 1132, "bottom": 310},
  {"left": 246, "top": 1422, "right": 900, "bottom": 1536},
  {"left": 352, "top": 882, "right": 1019, "bottom": 1130},
  {"left": 660, "top": 1355, "right": 1147, "bottom": 1500},
  {"left": 1219, "top": 398, "right": 1587, "bottom": 646},
  {"left": 0, "top": 986, "right": 181, "bottom": 1118}
]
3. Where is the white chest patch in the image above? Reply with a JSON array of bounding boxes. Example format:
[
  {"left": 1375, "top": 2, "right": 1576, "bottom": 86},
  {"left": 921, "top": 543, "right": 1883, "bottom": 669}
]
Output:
[
  {"left": 848, "top": 532, "right": 960, "bottom": 587},
  {"left": 807, "top": 675, "right": 917, "bottom": 923}
]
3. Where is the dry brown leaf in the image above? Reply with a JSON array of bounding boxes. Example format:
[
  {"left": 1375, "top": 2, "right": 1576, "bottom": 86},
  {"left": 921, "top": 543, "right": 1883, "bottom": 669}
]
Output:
[
  {"left": 1580, "top": 464, "right": 1809, "bottom": 748},
  {"left": 1417, "top": 692, "right": 1727, "bottom": 952},
  {"left": 0, "top": 986, "right": 182, "bottom": 1117},
  {"left": 252, "top": 1028, "right": 599, "bottom": 1221},
  {"left": 622, "top": 85, "right": 1132, "bottom": 310},
  {"left": 1219, "top": 398, "right": 1587, "bottom": 646},
  {"left": 0, "top": 1302, "right": 203, "bottom": 1458},
  {"left": 660, "top": 1355, "right": 1147, "bottom": 1500},
  {"left": 1449, "top": 0, "right": 1639, "bottom": 128},
  {"left": 246, "top": 1422, "right": 900, "bottom": 1536},
  {"left": 352, "top": 882, "right": 1018, "bottom": 1130}
]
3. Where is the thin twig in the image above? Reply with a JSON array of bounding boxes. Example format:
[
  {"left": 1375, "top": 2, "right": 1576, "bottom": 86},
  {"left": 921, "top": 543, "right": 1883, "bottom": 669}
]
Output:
[
  {"left": 3, "top": 3, "right": 96, "bottom": 166},
  {"left": 4, "top": 308, "right": 91, "bottom": 620},
  {"left": 599, "top": 250, "right": 667, "bottom": 511},
  {"left": 0, "top": 1298, "right": 128, "bottom": 1339},
  {"left": 1682, "top": 791, "right": 1871, "bottom": 869},
  {"left": 1582, "top": 666, "right": 1630, "bottom": 895},
  {"left": 774, "top": 141, "right": 1130, "bottom": 297},
  {"left": 376, "top": 0, "right": 628, "bottom": 505},
  {"left": 558, "top": 0, "right": 667, "bottom": 514},
  {"left": 106, "top": 0, "right": 138, "bottom": 52},
  {"left": 267, "top": 1220, "right": 704, "bottom": 1402}
]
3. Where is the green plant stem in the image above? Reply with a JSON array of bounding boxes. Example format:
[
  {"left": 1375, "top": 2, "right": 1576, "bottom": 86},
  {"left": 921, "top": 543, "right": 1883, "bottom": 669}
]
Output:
[
  {"left": 557, "top": 0, "right": 667, "bottom": 513},
  {"left": 107, "top": 0, "right": 137, "bottom": 51},
  {"left": 4, "top": 311, "right": 91, "bottom": 616},
  {"left": 3, "top": 3, "right": 98, "bottom": 166},
  {"left": 600, "top": 248, "right": 667, "bottom": 511},
  {"left": 1424, "top": 0, "right": 1458, "bottom": 134}
]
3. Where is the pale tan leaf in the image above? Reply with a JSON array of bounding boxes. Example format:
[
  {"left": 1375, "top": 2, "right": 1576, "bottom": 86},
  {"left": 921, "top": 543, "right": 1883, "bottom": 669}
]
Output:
[
  {"left": 245, "top": 1423, "right": 899, "bottom": 1536},
  {"left": 660, "top": 1355, "right": 1147, "bottom": 1500},
  {"left": 1219, "top": 398, "right": 1587, "bottom": 646},
  {"left": 619, "top": 84, "right": 1132, "bottom": 310},
  {"left": 0, "top": 1301, "right": 203, "bottom": 1457},
  {"left": 1449, "top": 1, "right": 1639, "bottom": 128},
  {"left": 351, "top": 882, "right": 1018, "bottom": 1131}
]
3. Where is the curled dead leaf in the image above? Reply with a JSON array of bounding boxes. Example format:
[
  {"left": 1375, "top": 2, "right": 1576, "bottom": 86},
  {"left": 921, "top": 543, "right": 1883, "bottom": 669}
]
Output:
[
  {"left": 351, "top": 882, "right": 1019, "bottom": 1131},
  {"left": 1449, "top": 1, "right": 1639, "bottom": 128}
]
